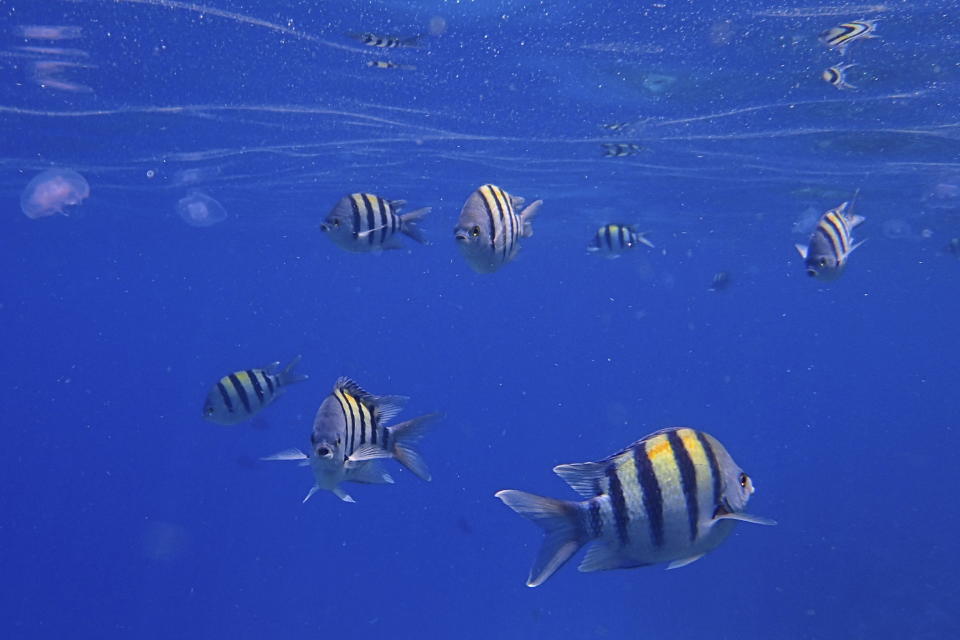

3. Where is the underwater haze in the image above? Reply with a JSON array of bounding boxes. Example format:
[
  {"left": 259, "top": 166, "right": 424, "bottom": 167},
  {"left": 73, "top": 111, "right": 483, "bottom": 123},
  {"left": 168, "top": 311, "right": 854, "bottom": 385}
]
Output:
[{"left": 2, "top": 0, "right": 960, "bottom": 638}]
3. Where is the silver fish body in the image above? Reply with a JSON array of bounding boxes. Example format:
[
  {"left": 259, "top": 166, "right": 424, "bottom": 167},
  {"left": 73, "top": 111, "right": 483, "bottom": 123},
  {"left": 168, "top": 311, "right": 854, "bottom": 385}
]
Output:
[
  {"left": 264, "top": 377, "right": 439, "bottom": 503},
  {"left": 453, "top": 184, "right": 543, "bottom": 273},
  {"left": 320, "top": 193, "right": 429, "bottom": 253},
  {"left": 202, "top": 356, "right": 306, "bottom": 426},
  {"left": 496, "top": 427, "right": 775, "bottom": 587},
  {"left": 795, "top": 201, "right": 866, "bottom": 279},
  {"left": 587, "top": 223, "right": 654, "bottom": 258},
  {"left": 601, "top": 143, "right": 643, "bottom": 157}
]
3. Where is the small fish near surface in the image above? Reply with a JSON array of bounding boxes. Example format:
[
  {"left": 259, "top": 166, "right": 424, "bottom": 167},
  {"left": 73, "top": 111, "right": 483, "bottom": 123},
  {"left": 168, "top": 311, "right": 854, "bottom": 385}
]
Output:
[
  {"left": 795, "top": 201, "right": 866, "bottom": 279},
  {"left": 587, "top": 223, "right": 654, "bottom": 258},
  {"left": 822, "top": 62, "right": 857, "bottom": 90},
  {"left": 454, "top": 184, "right": 543, "bottom": 274},
  {"left": 819, "top": 19, "right": 879, "bottom": 54},
  {"left": 320, "top": 193, "right": 430, "bottom": 253},
  {"left": 601, "top": 143, "right": 644, "bottom": 157},
  {"left": 348, "top": 32, "right": 420, "bottom": 48},
  {"left": 203, "top": 356, "right": 307, "bottom": 426},
  {"left": 495, "top": 427, "right": 775, "bottom": 587},
  {"left": 366, "top": 60, "right": 416, "bottom": 70},
  {"left": 599, "top": 121, "right": 634, "bottom": 132},
  {"left": 263, "top": 377, "right": 440, "bottom": 503},
  {"left": 709, "top": 271, "right": 732, "bottom": 291}
]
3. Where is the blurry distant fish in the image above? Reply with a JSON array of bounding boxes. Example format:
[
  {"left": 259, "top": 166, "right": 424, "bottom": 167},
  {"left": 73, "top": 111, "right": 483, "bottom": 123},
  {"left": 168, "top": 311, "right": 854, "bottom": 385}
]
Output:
[
  {"left": 587, "top": 223, "right": 654, "bottom": 258},
  {"left": 495, "top": 427, "right": 775, "bottom": 587},
  {"left": 600, "top": 122, "right": 633, "bottom": 132},
  {"left": 320, "top": 193, "right": 430, "bottom": 253},
  {"left": 822, "top": 63, "right": 856, "bottom": 89},
  {"left": 203, "top": 356, "right": 307, "bottom": 426},
  {"left": 819, "top": 19, "right": 879, "bottom": 54},
  {"left": 709, "top": 271, "right": 731, "bottom": 291},
  {"left": 795, "top": 201, "right": 866, "bottom": 279},
  {"left": 601, "top": 143, "right": 644, "bottom": 157},
  {"left": 348, "top": 32, "right": 420, "bottom": 48},
  {"left": 263, "top": 377, "right": 440, "bottom": 503},
  {"left": 453, "top": 184, "right": 543, "bottom": 274},
  {"left": 945, "top": 237, "right": 960, "bottom": 258},
  {"left": 366, "top": 60, "right": 415, "bottom": 70}
]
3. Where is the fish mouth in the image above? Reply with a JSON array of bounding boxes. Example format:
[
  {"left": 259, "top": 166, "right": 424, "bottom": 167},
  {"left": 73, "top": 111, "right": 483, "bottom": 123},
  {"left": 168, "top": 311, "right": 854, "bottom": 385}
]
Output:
[
  {"left": 454, "top": 234, "right": 467, "bottom": 242},
  {"left": 319, "top": 223, "right": 329, "bottom": 232},
  {"left": 806, "top": 269, "right": 817, "bottom": 277}
]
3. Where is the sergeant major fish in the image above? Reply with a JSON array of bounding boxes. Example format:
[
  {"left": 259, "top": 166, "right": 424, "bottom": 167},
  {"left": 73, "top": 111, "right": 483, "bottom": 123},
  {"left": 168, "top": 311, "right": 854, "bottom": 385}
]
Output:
[
  {"left": 819, "top": 19, "right": 879, "bottom": 54},
  {"left": 366, "top": 60, "right": 416, "bottom": 70},
  {"left": 453, "top": 184, "right": 543, "bottom": 274},
  {"left": 822, "top": 63, "right": 856, "bottom": 90},
  {"left": 263, "top": 377, "right": 440, "bottom": 503},
  {"left": 601, "top": 143, "right": 644, "bottom": 157},
  {"left": 496, "top": 427, "right": 775, "bottom": 587},
  {"left": 320, "top": 193, "right": 430, "bottom": 253},
  {"left": 203, "top": 356, "right": 307, "bottom": 426},
  {"left": 795, "top": 201, "right": 865, "bottom": 278},
  {"left": 587, "top": 223, "right": 654, "bottom": 258},
  {"left": 348, "top": 32, "right": 420, "bottom": 48}
]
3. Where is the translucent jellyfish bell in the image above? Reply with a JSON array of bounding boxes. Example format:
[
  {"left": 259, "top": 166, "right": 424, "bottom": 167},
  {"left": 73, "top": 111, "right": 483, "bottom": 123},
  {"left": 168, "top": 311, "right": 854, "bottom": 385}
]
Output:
[
  {"left": 177, "top": 191, "right": 227, "bottom": 227},
  {"left": 20, "top": 168, "right": 90, "bottom": 219}
]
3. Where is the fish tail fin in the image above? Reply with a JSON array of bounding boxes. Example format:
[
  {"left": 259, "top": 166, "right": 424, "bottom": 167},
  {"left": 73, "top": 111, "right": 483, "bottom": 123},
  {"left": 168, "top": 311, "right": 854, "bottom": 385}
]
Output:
[
  {"left": 387, "top": 412, "right": 441, "bottom": 480},
  {"left": 519, "top": 199, "right": 543, "bottom": 238},
  {"left": 494, "top": 490, "right": 587, "bottom": 587},
  {"left": 632, "top": 230, "right": 655, "bottom": 248},
  {"left": 848, "top": 213, "right": 866, "bottom": 228},
  {"left": 278, "top": 354, "right": 308, "bottom": 386},
  {"left": 400, "top": 207, "right": 431, "bottom": 244},
  {"left": 401, "top": 35, "right": 423, "bottom": 47}
]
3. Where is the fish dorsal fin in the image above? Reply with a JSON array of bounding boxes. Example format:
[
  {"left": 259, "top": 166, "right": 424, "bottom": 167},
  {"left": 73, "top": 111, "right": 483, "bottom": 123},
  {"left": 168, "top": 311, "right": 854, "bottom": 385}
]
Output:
[
  {"left": 388, "top": 199, "right": 406, "bottom": 212},
  {"left": 553, "top": 461, "right": 607, "bottom": 498},
  {"left": 334, "top": 376, "right": 376, "bottom": 402},
  {"left": 334, "top": 377, "right": 407, "bottom": 423}
]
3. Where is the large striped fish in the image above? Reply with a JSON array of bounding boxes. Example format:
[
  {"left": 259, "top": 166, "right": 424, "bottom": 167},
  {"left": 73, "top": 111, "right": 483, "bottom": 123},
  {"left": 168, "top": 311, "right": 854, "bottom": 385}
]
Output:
[
  {"left": 453, "top": 184, "right": 543, "bottom": 273},
  {"left": 263, "top": 377, "right": 440, "bottom": 503},
  {"left": 496, "top": 427, "right": 775, "bottom": 587},
  {"left": 819, "top": 19, "right": 879, "bottom": 54},
  {"left": 320, "top": 193, "right": 430, "bottom": 253},
  {"left": 202, "top": 356, "right": 307, "bottom": 426},
  {"left": 795, "top": 201, "right": 865, "bottom": 279}
]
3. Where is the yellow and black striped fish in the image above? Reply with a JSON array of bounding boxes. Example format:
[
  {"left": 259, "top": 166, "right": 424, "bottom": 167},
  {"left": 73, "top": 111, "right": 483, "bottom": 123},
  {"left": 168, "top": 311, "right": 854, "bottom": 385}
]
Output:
[
  {"left": 203, "top": 356, "right": 307, "bottom": 426},
  {"left": 822, "top": 62, "right": 857, "bottom": 90},
  {"left": 587, "top": 223, "right": 654, "bottom": 258},
  {"left": 320, "top": 193, "right": 430, "bottom": 253},
  {"left": 601, "top": 142, "right": 644, "bottom": 157},
  {"left": 819, "top": 19, "right": 879, "bottom": 53},
  {"left": 348, "top": 32, "right": 420, "bottom": 48},
  {"left": 496, "top": 427, "right": 775, "bottom": 587},
  {"left": 600, "top": 121, "right": 633, "bottom": 132},
  {"left": 263, "top": 377, "right": 440, "bottom": 503},
  {"left": 453, "top": 184, "right": 543, "bottom": 273},
  {"left": 795, "top": 201, "right": 866, "bottom": 279}
]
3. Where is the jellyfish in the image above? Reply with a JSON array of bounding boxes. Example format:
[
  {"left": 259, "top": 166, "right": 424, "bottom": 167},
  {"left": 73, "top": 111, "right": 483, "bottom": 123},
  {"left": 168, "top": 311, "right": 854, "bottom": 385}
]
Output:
[
  {"left": 20, "top": 168, "right": 90, "bottom": 219},
  {"left": 177, "top": 191, "right": 227, "bottom": 227}
]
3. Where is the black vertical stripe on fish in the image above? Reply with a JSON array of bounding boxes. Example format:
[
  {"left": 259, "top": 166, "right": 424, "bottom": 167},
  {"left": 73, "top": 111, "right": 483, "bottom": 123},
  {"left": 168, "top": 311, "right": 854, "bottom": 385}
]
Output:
[
  {"left": 696, "top": 431, "right": 722, "bottom": 511},
  {"left": 588, "top": 499, "right": 604, "bottom": 537},
  {"left": 480, "top": 186, "right": 499, "bottom": 259},
  {"left": 822, "top": 217, "right": 845, "bottom": 258},
  {"left": 491, "top": 187, "right": 509, "bottom": 263},
  {"left": 605, "top": 465, "right": 630, "bottom": 546},
  {"left": 228, "top": 373, "right": 252, "bottom": 414},
  {"left": 667, "top": 430, "right": 700, "bottom": 543},
  {"left": 827, "top": 213, "right": 850, "bottom": 254},
  {"left": 217, "top": 381, "right": 234, "bottom": 414},
  {"left": 619, "top": 226, "right": 630, "bottom": 248},
  {"left": 604, "top": 225, "right": 614, "bottom": 251},
  {"left": 381, "top": 424, "right": 390, "bottom": 451},
  {"left": 376, "top": 196, "right": 390, "bottom": 245},
  {"left": 246, "top": 370, "right": 265, "bottom": 404},
  {"left": 362, "top": 194, "right": 377, "bottom": 246},
  {"left": 816, "top": 222, "right": 842, "bottom": 261},
  {"left": 350, "top": 196, "right": 362, "bottom": 240},
  {"left": 358, "top": 401, "right": 368, "bottom": 445},
  {"left": 263, "top": 372, "right": 275, "bottom": 395},
  {"left": 332, "top": 390, "right": 353, "bottom": 453},
  {"left": 634, "top": 444, "right": 665, "bottom": 547}
]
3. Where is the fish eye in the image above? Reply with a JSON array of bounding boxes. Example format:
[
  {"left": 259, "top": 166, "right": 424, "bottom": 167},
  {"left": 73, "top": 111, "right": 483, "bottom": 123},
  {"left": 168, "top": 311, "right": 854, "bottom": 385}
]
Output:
[
  {"left": 204, "top": 406, "right": 214, "bottom": 415},
  {"left": 333, "top": 219, "right": 341, "bottom": 227},
  {"left": 739, "top": 473, "right": 749, "bottom": 488},
  {"left": 819, "top": 257, "right": 827, "bottom": 267},
  {"left": 471, "top": 225, "right": 481, "bottom": 237}
]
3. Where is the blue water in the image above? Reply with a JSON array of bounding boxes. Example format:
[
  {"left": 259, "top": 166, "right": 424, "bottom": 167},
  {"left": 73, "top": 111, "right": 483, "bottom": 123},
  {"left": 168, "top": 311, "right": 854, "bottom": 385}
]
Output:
[{"left": 3, "top": 1, "right": 960, "bottom": 638}]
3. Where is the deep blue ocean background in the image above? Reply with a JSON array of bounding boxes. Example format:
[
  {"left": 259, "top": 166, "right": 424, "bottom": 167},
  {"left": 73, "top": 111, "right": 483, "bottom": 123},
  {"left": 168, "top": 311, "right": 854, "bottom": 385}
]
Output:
[{"left": 3, "top": 1, "right": 960, "bottom": 638}]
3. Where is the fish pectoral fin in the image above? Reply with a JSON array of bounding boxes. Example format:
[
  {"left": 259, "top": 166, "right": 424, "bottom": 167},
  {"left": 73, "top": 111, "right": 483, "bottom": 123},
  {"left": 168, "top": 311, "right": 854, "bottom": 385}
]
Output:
[
  {"left": 356, "top": 225, "right": 388, "bottom": 238},
  {"left": 552, "top": 461, "right": 607, "bottom": 498},
  {"left": 794, "top": 243, "right": 808, "bottom": 259},
  {"left": 347, "top": 460, "right": 395, "bottom": 484},
  {"left": 849, "top": 239, "right": 867, "bottom": 253},
  {"left": 262, "top": 448, "right": 309, "bottom": 461},
  {"left": 332, "top": 486, "right": 356, "bottom": 503},
  {"left": 714, "top": 511, "right": 777, "bottom": 526},
  {"left": 666, "top": 553, "right": 705, "bottom": 570},
  {"left": 347, "top": 445, "right": 393, "bottom": 466},
  {"left": 519, "top": 199, "right": 544, "bottom": 237},
  {"left": 302, "top": 485, "right": 320, "bottom": 503}
]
